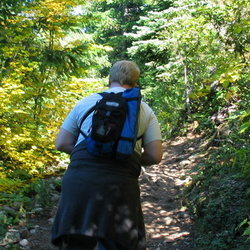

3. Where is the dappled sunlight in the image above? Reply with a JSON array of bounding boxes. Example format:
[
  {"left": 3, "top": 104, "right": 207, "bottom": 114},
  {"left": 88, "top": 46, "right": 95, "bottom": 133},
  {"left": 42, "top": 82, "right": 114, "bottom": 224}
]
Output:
[
  {"left": 142, "top": 197, "right": 192, "bottom": 248},
  {"left": 138, "top": 135, "right": 203, "bottom": 249}
]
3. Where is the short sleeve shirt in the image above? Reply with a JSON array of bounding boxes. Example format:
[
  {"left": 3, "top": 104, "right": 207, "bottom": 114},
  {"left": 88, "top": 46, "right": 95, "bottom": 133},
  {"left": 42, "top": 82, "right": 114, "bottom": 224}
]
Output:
[{"left": 61, "top": 87, "right": 162, "bottom": 155}]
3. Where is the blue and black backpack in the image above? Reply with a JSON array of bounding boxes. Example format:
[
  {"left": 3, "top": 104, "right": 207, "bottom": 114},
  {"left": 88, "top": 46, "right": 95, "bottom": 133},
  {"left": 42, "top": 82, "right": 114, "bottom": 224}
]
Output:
[{"left": 78, "top": 87, "right": 142, "bottom": 162}]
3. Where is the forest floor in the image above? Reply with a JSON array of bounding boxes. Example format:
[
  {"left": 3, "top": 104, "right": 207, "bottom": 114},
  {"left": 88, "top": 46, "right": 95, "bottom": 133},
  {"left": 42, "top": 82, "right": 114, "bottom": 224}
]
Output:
[{"left": 12, "top": 132, "right": 206, "bottom": 250}]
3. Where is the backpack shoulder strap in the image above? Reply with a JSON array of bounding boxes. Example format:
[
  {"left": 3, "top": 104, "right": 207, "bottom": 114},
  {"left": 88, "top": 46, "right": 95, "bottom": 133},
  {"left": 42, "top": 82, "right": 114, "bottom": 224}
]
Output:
[
  {"left": 78, "top": 105, "right": 96, "bottom": 138},
  {"left": 78, "top": 92, "right": 105, "bottom": 138},
  {"left": 98, "top": 92, "right": 109, "bottom": 98}
]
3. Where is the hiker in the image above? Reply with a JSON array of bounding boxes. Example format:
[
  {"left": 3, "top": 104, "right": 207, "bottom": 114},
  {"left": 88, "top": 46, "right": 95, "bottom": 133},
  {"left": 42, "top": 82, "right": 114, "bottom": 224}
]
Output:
[{"left": 51, "top": 60, "right": 163, "bottom": 250}]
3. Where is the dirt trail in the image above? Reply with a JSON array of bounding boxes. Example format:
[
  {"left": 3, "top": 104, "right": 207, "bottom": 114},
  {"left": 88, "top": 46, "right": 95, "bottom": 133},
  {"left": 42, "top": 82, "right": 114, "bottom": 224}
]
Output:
[
  {"left": 25, "top": 133, "right": 203, "bottom": 250},
  {"left": 141, "top": 133, "right": 204, "bottom": 250}
]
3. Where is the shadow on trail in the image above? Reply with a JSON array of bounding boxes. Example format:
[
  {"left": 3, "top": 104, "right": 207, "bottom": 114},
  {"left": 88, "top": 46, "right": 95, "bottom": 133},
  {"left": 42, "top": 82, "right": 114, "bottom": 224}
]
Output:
[{"left": 140, "top": 134, "right": 203, "bottom": 249}]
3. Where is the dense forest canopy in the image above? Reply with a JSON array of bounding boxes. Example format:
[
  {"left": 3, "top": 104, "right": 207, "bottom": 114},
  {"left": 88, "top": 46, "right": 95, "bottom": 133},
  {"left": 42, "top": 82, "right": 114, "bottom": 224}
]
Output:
[{"left": 0, "top": 0, "right": 249, "bottom": 248}]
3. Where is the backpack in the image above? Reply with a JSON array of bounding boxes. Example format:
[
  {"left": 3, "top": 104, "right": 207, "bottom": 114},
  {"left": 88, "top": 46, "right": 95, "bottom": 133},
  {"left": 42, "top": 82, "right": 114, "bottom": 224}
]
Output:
[{"left": 78, "top": 87, "right": 142, "bottom": 162}]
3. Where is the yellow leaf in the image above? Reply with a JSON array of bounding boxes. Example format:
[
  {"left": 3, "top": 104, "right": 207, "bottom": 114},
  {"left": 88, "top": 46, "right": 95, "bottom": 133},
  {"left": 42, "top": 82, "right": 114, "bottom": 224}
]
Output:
[{"left": 14, "top": 110, "right": 27, "bottom": 114}]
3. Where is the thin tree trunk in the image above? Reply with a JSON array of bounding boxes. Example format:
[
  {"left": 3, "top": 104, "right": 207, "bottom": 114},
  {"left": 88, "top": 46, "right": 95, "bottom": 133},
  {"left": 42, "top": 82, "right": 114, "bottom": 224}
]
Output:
[{"left": 184, "top": 65, "right": 191, "bottom": 115}]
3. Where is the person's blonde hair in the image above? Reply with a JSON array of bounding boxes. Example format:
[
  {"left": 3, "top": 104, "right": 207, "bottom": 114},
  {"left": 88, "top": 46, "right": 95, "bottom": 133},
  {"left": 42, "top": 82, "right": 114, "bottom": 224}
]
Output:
[{"left": 109, "top": 60, "right": 140, "bottom": 87}]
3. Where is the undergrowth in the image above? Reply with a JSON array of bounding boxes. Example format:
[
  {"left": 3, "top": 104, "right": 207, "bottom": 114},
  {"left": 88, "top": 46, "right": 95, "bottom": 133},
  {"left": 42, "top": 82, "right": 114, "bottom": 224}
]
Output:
[
  {"left": 184, "top": 129, "right": 250, "bottom": 249},
  {"left": 0, "top": 178, "right": 60, "bottom": 239}
]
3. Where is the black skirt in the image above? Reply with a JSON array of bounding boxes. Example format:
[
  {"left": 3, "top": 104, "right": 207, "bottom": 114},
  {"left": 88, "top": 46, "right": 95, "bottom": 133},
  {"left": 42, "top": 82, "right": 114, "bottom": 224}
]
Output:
[{"left": 51, "top": 141, "right": 146, "bottom": 250}]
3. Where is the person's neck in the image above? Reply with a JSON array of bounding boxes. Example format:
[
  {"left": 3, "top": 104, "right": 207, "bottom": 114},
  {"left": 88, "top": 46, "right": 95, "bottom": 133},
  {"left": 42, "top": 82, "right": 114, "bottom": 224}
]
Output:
[{"left": 109, "top": 82, "right": 133, "bottom": 89}]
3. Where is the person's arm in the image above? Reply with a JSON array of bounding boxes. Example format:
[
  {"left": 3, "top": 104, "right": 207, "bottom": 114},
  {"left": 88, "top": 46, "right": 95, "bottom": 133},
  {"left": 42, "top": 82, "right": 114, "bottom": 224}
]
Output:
[
  {"left": 56, "top": 128, "right": 78, "bottom": 154},
  {"left": 141, "top": 140, "right": 163, "bottom": 166}
]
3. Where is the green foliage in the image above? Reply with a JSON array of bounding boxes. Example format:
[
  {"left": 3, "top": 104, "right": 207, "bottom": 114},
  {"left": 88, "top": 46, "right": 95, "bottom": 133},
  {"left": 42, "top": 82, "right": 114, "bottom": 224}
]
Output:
[
  {"left": 0, "top": 0, "right": 108, "bottom": 180},
  {"left": 0, "top": 211, "right": 7, "bottom": 237},
  {"left": 32, "top": 179, "right": 54, "bottom": 215},
  {"left": 237, "top": 218, "right": 250, "bottom": 240},
  {"left": 0, "top": 177, "right": 59, "bottom": 234},
  {"left": 0, "top": 191, "right": 31, "bottom": 236},
  {"left": 184, "top": 113, "right": 250, "bottom": 249},
  {"left": 186, "top": 154, "right": 250, "bottom": 249},
  {"left": 126, "top": 0, "right": 250, "bottom": 136},
  {"left": 90, "top": 0, "right": 149, "bottom": 70}
]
